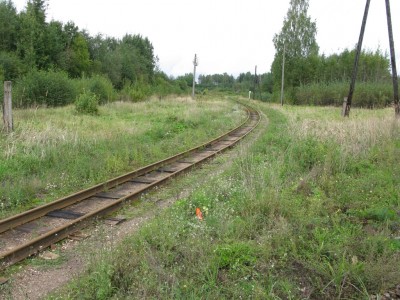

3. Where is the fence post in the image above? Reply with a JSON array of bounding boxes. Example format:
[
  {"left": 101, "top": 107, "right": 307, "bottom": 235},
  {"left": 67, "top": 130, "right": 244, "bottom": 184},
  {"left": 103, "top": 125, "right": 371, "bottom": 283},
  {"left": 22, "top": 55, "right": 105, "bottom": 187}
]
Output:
[
  {"left": 3, "top": 81, "right": 13, "bottom": 133},
  {"left": 341, "top": 97, "right": 348, "bottom": 117}
]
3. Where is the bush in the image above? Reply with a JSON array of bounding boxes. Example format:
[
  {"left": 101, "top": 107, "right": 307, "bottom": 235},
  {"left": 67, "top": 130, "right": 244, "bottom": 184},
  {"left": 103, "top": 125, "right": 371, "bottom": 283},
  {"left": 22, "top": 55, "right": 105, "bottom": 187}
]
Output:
[
  {"left": 294, "top": 81, "right": 394, "bottom": 108},
  {"left": 120, "top": 82, "right": 151, "bottom": 102},
  {"left": 75, "top": 91, "right": 99, "bottom": 115},
  {"left": 14, "top": 69, "right": 76, "bottom": 107},
  {"left": 73, "top": 75, "right": 116, "bottom": 104},
  {"left": 0, "top": 51, "right": 23, "bottom": 81}
]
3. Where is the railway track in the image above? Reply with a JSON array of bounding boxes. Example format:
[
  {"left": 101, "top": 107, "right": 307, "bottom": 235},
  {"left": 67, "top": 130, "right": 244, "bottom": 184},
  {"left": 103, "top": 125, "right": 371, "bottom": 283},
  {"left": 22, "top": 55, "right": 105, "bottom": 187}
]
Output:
[{"left": 0, "top": 102, "right": 260, "bottom": 270}]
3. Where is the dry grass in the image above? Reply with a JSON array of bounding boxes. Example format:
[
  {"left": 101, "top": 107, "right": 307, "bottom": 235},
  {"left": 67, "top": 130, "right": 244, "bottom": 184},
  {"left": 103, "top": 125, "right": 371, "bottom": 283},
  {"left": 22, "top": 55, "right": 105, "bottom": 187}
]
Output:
[
  {"left": 278, "top": 105, "right": 400, "bottom": 157},
  {"left": 0, "top": 97, "right": 245, "bottom": 216}
]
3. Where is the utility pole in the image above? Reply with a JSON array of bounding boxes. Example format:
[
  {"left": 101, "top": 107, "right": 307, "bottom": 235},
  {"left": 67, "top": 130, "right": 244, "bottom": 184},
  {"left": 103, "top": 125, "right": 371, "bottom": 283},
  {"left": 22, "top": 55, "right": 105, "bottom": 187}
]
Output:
[
  {"left": 343, "top": 0, "right": 371, "bottom": 117},
  {"left": 253, "top": 65, "right": 257, "bottom": 100},
  {"left": 280, "top": 43, "right": 286, "bottom": 106},
  {"left": 192, "top": 54, "right": 198, "bottom": 99},
  {"left": 385, "top": 0, "right": 400, "bottom": 118},
  {"left": 3, "top": 81, "right": 13, "bottom": 133}
]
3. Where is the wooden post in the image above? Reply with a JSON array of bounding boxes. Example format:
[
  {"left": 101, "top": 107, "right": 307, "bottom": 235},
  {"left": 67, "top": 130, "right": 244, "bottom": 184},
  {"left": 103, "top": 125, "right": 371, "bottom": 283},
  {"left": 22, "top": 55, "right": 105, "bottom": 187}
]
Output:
[
  {"left": 344, "top": 0, "right": 371, "bottom": 117},
  {"left": 3, "top": 81, "right": 13, "bottom": 133},
  {"left": 341, "top": 97, "right": 348, "bottom": 117},
  {"left": 385, "top": 0, "right": 400, "bottom": 118},
  {"left": 192, "top": 54, "right": 198, "bottom": 99},
  {"left": 253, "top": 66, "right": 257, "bottom": 100},
  {"left": 280, "top": 43, "right": 286, "bottom": 106}
]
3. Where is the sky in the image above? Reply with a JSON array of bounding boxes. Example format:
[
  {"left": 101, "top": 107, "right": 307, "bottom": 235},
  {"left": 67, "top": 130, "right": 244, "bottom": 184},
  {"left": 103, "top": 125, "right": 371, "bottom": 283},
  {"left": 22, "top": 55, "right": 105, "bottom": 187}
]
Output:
[{"left": 11, "top": 0, "right": 400, "bottom": 77}]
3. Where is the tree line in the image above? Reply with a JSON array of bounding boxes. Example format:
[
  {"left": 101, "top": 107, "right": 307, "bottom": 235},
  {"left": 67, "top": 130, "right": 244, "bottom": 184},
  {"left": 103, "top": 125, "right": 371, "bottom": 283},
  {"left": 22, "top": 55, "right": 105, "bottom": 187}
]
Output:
[
  {"left": 197, "top": 0, "right": 394, "bottom": 108},
  {"left": 271, "top": 0, "right": 394, "bottom": 108},
  {"left": 0, "top": 0, "right": 190, "bottom": 107},
  {"left": 0, "top": 0, "right": 395, "bottom": 108}
]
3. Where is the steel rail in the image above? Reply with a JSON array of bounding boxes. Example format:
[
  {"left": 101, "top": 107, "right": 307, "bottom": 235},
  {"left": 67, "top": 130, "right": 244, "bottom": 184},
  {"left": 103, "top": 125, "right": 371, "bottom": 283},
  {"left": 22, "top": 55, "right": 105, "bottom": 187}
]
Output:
[{"left": 0, "top": 102, "right": 260, "bottom": 269}]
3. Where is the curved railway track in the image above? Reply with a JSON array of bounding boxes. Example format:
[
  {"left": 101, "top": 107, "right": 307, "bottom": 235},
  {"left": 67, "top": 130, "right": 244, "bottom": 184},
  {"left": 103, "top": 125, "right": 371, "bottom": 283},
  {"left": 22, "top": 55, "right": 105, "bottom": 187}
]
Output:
[{"left": 0, "top": 102, "right": 260, "bottom": 270}]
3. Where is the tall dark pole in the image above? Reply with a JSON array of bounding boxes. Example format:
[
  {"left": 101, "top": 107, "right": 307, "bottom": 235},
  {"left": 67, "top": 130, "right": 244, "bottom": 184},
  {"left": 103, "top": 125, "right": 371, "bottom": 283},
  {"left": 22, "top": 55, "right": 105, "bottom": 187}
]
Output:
[
  {"left": 385, "top": 0, "right": 400, "bottom": 118},
  {"left": 344, "top": 0, "right": 371, "bottom": 117}
]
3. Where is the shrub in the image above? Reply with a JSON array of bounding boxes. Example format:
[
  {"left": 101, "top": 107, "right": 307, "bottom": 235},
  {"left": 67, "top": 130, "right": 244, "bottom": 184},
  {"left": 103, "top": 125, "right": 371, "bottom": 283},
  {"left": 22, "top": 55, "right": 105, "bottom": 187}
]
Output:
[
  {"left": 73, "top": 75, "right": 116, "bottom": 104},
  {"left": 294, "top": 81, "right": 394, "bottom": 108},
  {"left": 120, "top": 82, "right": 151, "bottom": 102},
  {"left": 75, "top": 91, "right": 99, "bottom": 115},
  {"left": 0, "top": 51, "right": 23, "bottom": 81},
  {"left": 14, "top": 70, "right": 76, "bottom": 107}
]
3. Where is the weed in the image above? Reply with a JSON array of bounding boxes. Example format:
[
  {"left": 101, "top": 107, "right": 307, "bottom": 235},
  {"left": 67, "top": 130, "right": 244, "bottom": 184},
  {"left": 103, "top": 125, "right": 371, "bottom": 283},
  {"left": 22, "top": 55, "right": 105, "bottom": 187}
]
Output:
[
  {"left": 75, "top": 91, "right": 99, "bottom": 115},
  {"left": 0, "top": 97, "right": 244, "bottom": 218},
  {"left": 46, "top": 100, "right": 400, "bottom": 299}
]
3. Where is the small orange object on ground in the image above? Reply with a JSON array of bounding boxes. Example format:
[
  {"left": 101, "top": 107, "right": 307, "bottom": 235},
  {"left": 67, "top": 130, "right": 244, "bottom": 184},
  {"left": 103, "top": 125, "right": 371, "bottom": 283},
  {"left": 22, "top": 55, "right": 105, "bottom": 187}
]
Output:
[{"left": 195, "top": 208, "right": 203, "bottom": 220}]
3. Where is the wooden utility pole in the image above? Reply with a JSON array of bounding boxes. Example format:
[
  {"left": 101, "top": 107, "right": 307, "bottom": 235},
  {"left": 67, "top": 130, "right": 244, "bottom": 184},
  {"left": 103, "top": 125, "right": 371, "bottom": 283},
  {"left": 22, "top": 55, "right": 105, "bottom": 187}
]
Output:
[
  {"left": 253, "top": 65, "right": 257, "bottom": 100},
  {"left": 343, "top": 0, "right": 371, "bottom": 117},
  {"left": 280, "top": 43, "right": 286, "bottom": 106},
  {"left": 3, "top": 81, "right": 13, "bottom": 133},
  {"left": 385, "top": 0, "right": 400, "bottom": 118},
  {"left": 192, "top": 54, "right": 198, "bottom": 99}
]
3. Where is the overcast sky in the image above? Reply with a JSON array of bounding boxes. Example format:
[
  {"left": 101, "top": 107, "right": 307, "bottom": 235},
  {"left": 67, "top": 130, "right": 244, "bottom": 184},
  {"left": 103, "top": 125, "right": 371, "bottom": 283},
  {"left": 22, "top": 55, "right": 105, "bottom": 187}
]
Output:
[{"left": 11, "top": 0, "right": 400, "bottom": 77}]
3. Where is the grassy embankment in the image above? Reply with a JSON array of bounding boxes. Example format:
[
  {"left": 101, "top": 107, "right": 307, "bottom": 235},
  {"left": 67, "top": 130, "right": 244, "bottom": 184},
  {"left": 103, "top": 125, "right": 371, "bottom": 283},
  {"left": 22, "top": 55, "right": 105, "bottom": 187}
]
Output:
[
  {"left": 53, "top": 100, "right": 399, "bottom": 299},
  {"left": 0, "top": 96, "right": 246, "bottom": 218}
]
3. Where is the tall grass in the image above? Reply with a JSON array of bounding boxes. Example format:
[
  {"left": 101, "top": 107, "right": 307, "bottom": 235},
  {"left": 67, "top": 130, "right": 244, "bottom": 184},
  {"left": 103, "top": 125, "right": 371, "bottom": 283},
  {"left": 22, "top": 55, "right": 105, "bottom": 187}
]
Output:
[
  {"left": 0, "top": 97, "right": 245, "bottom": 217},
  {"left": 53, "top": 100, "right": 399, "bottom": 299}
]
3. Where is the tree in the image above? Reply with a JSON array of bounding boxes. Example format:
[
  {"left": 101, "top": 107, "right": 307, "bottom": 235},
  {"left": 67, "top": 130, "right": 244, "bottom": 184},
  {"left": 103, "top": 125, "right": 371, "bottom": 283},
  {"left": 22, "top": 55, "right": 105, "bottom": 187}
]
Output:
[
  {"left": 44, "top": 20, "right": 67, "bottom": 69},
  {"left": 17, "top": 0, "right": 48, "bottom": 69},
  {"left": 271, "top": 0, "right": 319, "bottom": 95},
  {"left": 66, "top": 33, "right": 91, "bottom": 77},
  {"left": 120, "top": 34, "right": 155, "bottom": 85},
  {"left": 0, "top": 0, "right": 18, "bottom": 52}
]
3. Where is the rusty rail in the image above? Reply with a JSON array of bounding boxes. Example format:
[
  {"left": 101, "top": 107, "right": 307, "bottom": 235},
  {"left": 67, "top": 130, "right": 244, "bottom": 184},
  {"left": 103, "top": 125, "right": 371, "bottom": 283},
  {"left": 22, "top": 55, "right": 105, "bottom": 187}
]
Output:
[{"left": 0, "top": 102, "right": 260, "bottom": 269}]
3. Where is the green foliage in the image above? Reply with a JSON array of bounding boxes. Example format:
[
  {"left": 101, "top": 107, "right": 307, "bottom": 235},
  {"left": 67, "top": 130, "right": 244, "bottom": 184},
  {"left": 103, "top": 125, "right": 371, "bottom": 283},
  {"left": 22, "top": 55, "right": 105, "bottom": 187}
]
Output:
[
  {"left": 14, "top": 69, "right": 75, "bottom": 107},
  {"left": 90, "top": 34, "right": 156, "bottom": 89},
  {"left": 214, "top": 243, "right": 257, "bottom": 271},
  {"left": 318, "top": 48, "right": 390, "bottom": 83},
  {"left": 73, "top": 75, "right": 116, "bottom": 104},
  {"left": 0, "top": 1, "right": 158, "bottom": 103},
  {"left": 358, "top": 207, "right": 398, "bottom": 222},
  {"left": 0, "top": 51, "right": 22, "bottom": 80},
  {"left": 17, "top": 0, "right": 48, "bottom": 69},
  {"left": 75, "top": 91, "right": 99, "bottom": 115},
  {"left": 151, "top": 71, "right": 187, "bottom": 98},
  {"left": 272, "top": 0, "right": 319, "bottom": 90},
  {"left": 63, "top": 33, "right": 91, "bottom": 78},
  {"left": 198, "top": 73, "right": 235, "bottom": 90},
  {"left": 294, "top": 81, "right": 393, "bottom": 107},
  {"left": 0, "top": 0, "right": 18, "bottom": 52},
  {"left": 120, "top": 82, "right": 151, "bottom": 102},
  {"left": 269, "top": 0, "right": 392, "bottom": 108}
]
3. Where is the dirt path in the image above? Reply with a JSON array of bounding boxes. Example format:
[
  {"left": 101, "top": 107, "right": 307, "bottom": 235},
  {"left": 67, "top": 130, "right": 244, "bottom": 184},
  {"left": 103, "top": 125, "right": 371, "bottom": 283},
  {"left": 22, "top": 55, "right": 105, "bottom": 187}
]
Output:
[{"left": 0, "top": 103, "right": 267, "bottom": 300}]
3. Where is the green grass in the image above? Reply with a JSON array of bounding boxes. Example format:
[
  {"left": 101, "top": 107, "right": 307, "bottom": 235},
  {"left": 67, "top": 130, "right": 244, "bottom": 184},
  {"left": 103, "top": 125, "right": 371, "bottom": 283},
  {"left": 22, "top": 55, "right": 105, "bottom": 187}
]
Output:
[
  {"left": 26, "top": 99, "right": 400, "bottom": 299},
  {"left": 0, "top": 96, "right": 246, "bottom": 218}
]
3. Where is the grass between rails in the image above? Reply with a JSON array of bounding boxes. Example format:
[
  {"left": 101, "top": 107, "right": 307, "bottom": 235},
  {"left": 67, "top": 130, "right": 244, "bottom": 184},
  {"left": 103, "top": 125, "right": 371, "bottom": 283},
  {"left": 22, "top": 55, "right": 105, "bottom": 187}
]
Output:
[
  {"left": 0, "top": 96, "right": 246, "bottom": 218},
  {"left": 50, "top": 100, "right": 400, "bottom": 299}
]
